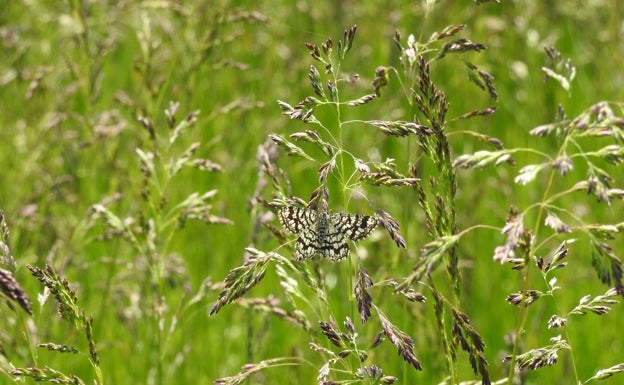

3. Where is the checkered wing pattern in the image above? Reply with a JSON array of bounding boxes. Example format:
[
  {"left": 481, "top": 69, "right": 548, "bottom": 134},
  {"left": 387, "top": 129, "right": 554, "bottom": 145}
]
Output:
[
  {"left": 317, "top": 220, "right": 350, "bottom": 261},
  {"left": 278, "top": 206, "right": 377, "bottom": 261},
  {"left": 295, "top": 227, "right": 321, "bottom": 260},
  {"left": 331, "top": 213, "right": 378, "bottom": 241},
  {"left": 278, "top": 206, "right": 317, "bottom": 234}
]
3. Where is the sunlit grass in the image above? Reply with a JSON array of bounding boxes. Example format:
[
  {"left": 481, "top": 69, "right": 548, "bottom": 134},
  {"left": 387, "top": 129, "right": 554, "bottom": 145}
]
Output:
[{"left": 0, "top": 1, "right": 623, "bottom": 384}]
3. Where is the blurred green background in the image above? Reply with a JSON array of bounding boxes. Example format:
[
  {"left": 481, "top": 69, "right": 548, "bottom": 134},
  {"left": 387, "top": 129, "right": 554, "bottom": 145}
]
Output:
[{"left": 1, "top": 0, "right": 623, "bottom": 384}]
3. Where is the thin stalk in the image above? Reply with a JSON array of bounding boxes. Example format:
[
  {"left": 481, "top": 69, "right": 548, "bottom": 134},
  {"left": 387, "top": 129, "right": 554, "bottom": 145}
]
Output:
[{"left": 505, "top": 166, "right": 554, "bottom": 383}]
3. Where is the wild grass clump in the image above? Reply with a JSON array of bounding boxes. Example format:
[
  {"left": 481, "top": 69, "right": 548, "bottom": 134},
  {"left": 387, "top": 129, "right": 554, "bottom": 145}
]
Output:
[
  {"left": 211, "top": 17, "right": 624, "bottom": 385},
  {"left": 211, "top": 23, "right": 497, "bottom": 384},
  {"left": 0, "top": 213, "right": 98, "bottom": 384}
]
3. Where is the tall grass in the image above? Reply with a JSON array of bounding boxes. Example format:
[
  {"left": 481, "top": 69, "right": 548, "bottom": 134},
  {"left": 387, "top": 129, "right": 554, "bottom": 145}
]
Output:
[{"left": 0, "top": 1, "right": 623, "bottom": 384}]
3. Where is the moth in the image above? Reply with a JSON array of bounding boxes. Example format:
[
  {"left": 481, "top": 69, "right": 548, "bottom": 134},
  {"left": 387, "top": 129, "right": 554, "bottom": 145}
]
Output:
[{"left": 278, "top": 206, "right": 377, "bottom": 261}]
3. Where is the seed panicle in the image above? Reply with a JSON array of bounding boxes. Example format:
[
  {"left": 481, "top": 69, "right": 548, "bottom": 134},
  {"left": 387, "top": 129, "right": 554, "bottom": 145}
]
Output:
[{"left": 0, "top": 268, "right": 32, "bottom": 315}]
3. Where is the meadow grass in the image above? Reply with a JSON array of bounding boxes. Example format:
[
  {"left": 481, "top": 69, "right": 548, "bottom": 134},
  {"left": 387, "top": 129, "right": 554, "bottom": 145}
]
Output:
[{"left": 1, "top": 1, "right": 623, "bottom": 384}]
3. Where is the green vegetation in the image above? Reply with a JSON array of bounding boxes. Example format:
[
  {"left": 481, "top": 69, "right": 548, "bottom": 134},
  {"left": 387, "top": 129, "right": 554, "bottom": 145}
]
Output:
[{"left": 1, "top": 1, "right": 623, "bottom": 384}]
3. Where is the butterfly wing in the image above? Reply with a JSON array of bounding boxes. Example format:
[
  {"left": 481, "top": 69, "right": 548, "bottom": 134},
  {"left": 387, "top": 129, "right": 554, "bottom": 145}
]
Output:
[
  {"left": 318, "top": 221, "right": 350, "bottom": 261},
  {"left": 331, "top": 213, "right": 377, "bottom": 241},
  {"left": 278, "top": 206, "right": 317, "bottom": 234},
  {"left": 295, "top": 227, "right": 319, "bottom": 260}
]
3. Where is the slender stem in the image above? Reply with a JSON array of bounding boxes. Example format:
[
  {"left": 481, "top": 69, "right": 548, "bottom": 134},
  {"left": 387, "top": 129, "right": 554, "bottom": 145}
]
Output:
[
  {"left": 506, "top": 168, "right": 553, "bottom": 383},
  {"left": 506, "top": 128, "right": 583, "bottom": 383}
]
